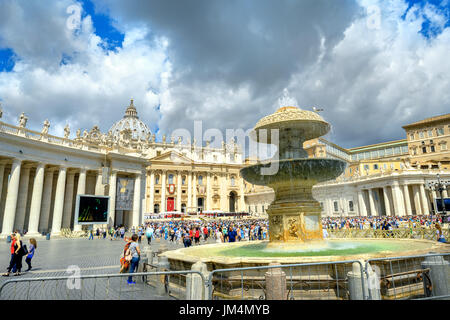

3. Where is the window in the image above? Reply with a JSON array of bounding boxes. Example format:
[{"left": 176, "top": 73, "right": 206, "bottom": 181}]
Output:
[
  {"left": 198, "top": 175, "right": 203, "bottom": 185},
  {"left": 419, "top": 131, "right": 424, "bottom": 139},
  {"left": 431, "top": 145, "right": 435, "bottom": 152},
  {"left": 157, "top": 151, "right": 161, "bottom": 156},
  {"left": 231, "top": 176, "right": 235, "bottom": 186},
  {"left": 155, "top": 175, "right": 160, "bottom": 184},
  {"left": 394, "top": 147, "right": 400, "bottom": 154},
  {"left": 182, "top": 176, "right": 186, "bottom": 185},
  {"left": 155, "top": 189, "right": 159, "bottom": 194},
  {"left": 333, "top": 201, "right": 339, "bottom": 212},
  {"left": 349, "top": 201, "right": 354, "bottom": 212},
  {"left": 409, "top": 133, "right": 414, "bottom": 140},
  {"left": 428, "top": 129, "right": 433, "bottom": 137},
  {"left": 385, "top": 148, "right": 392, "bottom": 155},
  {"left": 441, "top": 143, "right": 447, "bottom": 151},
  {"left": 168, "top": 174, "right": 174, "bottom": 184},
  {"left": 379, "top": 149, "right": 385, "bottom": 157},
  {"left": 437, "top": 127, "right": 444, "bottom": 136},
  {"left": 364, "top": 164, "right": 369, "bottom": 170},
  {"left": 373, "top": 164, "right": 379, "bottom": 170},
  {"left": 422, "top": 147, "right": 427, "bottom": 154}
]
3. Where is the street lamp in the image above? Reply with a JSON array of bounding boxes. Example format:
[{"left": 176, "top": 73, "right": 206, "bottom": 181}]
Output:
[{"left": 426, "top": 174, "right": 450, "bottom": 217}]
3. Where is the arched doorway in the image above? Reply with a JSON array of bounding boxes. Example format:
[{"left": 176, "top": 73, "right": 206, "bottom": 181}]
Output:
[{"left": 229, "top": 191, "right": 237, "bottom": 213}]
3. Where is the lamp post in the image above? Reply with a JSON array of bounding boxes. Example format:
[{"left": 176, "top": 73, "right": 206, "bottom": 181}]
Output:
[{"left": 426, "top": 174, "right": 450, "bottom": 217}]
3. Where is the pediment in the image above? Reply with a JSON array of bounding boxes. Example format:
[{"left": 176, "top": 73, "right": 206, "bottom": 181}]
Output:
[{"left": 150, "top": 151, "right": 193, "bottom": 163}]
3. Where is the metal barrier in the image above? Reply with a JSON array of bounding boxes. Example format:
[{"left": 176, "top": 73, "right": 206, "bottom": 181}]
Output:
[
  {"left": 0, "top": 270, "right": 205, "bottom": 300},
  {"left": 205, "top": 260, "right": 366, "bottom": 300},
  {"left": 364, "top": 253, "right": 450, "bottom": 300},
  {"left": 328, "top": 228, "right": 450, "bottom": 241}
]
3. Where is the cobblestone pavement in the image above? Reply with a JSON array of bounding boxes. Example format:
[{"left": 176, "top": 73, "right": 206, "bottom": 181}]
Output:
[{"left": 0, "top": 235, "right": 215, "bottom": 300}]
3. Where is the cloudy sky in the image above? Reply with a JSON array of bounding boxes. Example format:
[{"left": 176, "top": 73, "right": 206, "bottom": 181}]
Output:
[{"left": 0, "top": 0, "right": 449, "bottom": 150}]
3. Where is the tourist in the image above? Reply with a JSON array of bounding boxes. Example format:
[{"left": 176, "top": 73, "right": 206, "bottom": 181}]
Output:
[
  {"left": 88, "top": 228, "right": 94, "bottom": 240},
  {"left": 2, "top": 233, "right": 17, "bottom": 277},
  {"left": 194, "top": 227, "right": 201, "bottom": 245},
  {"left": 215, "top": 227, "right": 224, "bottom": 243},
  {"left": 127, "top": 234, "right": 141, "bottom": 285},
  {"left": 3, "top": 233, "right": 25, "bottom": 276},
  {"left": 25, "top": 238, "right": 37, "bottom": 271},
  {"left": 228, "top": 226, "right": 237, "bottom": 243},
  {"left": 145, "top": 225, "right": 154, "bottom": 245},
  {"left": 435, "top": 223, "right": 446, "bottom": 243}
]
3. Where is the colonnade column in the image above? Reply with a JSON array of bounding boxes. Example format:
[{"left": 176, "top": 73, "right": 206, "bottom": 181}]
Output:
[
  {"left": 14, "top": 164, "right": 31, "bottom": 232},
  {"left": 132, "top": 173, "right": 142, "bottom": 228},
  {"left": 187, "top": 172, "right": 192, "bottom": 211},
  {"left": 73, "top": 168, "right": 86, "bottom": 232},
  {"left": 148, "top": 170, "right": 155, "bottom": 213},
  {"left": 177, "top": 171, "right": 182, "bottom": 211},
  {"left": 39, "top": 168, "right": 55, "bottom": 233},
  {"left": 220, "top": 174, "right": 227, "bottom": 211},
  {"left": 382, "top": 187, "right": 392, "bottom": 216},
  {"left": 62, "top": 170, "right": 75, "bottom": 229},
  {"left": 27, "top": 163, "right": 46, "bottom": 235},
  {"left": 412, "top": 185, "right": 422, "bottom": 215},
  {"left": 95, "top": 170, "right": 104, "bottom": 195},
  {"left": 1, "top": 159, "right": 22, "bottom": 236},
  {"left": 368, "top": 189, "right": 377, "bottom": 216},
  {"left": 391, "top": 183, "right": 405, "bottom": 216},
  {"left": 0, "top": 163, "right": 5, "bottom": 210},
  {"left": 419, "top": 183, "right": 430, "bottom": 215},
  {"left": 108, "top": 170, "right": 117, "bottom": 227},
  {"left": 51, "top": 166, "right": 67, "bottom": 235},
  {"left": 160, "top": 170, "right": 166, "bottom": 212},
  {"left": 357, "top": 189, "right": 367, "bottom": 216},
  {"left": 402, "top": 184, "right": 412, "bottom": 216}
]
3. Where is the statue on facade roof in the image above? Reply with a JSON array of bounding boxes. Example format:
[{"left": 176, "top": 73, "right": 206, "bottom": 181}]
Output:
[
  {"left": 178, "top": 136, "right": 182, "bottom": 145},
  {"left": 0, "top": 103, "right": 3, "bottom": 119},
  {"left": 83, "top": 129, "right": 88, "bottom": 140},
  {"left": 170, "top": 135, "right": 174, "bottom": 144},
  {"left": 76, "top": 129, "right": 81, "bottom": 139},
  {"left": 41, "top": 119, "right": 50, "bottom": 135},
  {"left": 151, "top": 133, "right": 155, "bottom": 143},
  {"left": 162, "top": 134, "right": 166, "bottom": 144},
  {"left": 64, "top": 124, "right": 70, "bottom": 139},
  {"left": 19, "top": 112, "right": 28, "bottom": 128}
]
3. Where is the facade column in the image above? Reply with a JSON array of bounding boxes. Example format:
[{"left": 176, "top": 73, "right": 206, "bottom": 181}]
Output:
[
  {"left": 62, "top": 171, "right": 75, "bottom": 229},
  {"left": 39, "top": 168, "right": 55, "bottom": 233},
  {"left": 402, "top": 184, "right": 412, "bottom": 216},
  {"left": 357, "top": 189, "right": 367, "bottom": 216},
  {"left": 368, "top": 188, "right": 377, "bottom": 216},
  {"left": 220, "top": 173, "right": 227, "bottom": 211},
  {"left": 442, "top": 187, "right": 448, "bottom": 198},
  {"left": 239, "top": 176, "right": 245, "bottom": 212},
  {"left": 51, "top": 166, "right": 67, "bottom": 235},
  {"left": 149, "top": 170, "right": 155, "bottom": 213},
  {"left": 382, "top": 187, "right": 392, "bottom": 216},
  {"left": 160, "top": 170, "right": 166, "bottom": 212},
  {"left": 95, "top": 170, "right": 104, "bottom": 195},
  {"left": 192, "top": 173, "right": 197, "bottom": 212},
  {"left": 73, "top": 168, "right": 86, "bottom": 232},
  {"left": 177, "top": 171, "right": 182, "bottom": 211},
  {"left": 419, "top": 183, "right": 430, "bottom": 215},
  {"left": 412, "top": 185, "right": 422, "bottom": 215},
  {"left": 1, "top": 159, "right": 22, "bottom": 236},
  {"left": 206, "top": 172, "right": 211, "bottom": 211},
  {"left": 187, "top": 172, "right": 192, "bottom": 211},
  {"left": 108, "top": 170, "right": 117, "bottom": 227},
  {"left": 14, "top": 164, "right": 31, "bottom": 232},
  {"left": 132, "top": 173, "right": 142, "bottom": 228},
  {"left": 27, "top": 163, "right": 46, "bottom": 235}
]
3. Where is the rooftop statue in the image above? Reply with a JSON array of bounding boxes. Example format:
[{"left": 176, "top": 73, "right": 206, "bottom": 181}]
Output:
[
  {"left": 41, "top": 119, "right": 50, "bottom": 135},
  {"left": 64, "top": 124, "right": 70, "bottom": 139},
  {"left": 19, "top": 112, "right": 28, "bottom": 128}
]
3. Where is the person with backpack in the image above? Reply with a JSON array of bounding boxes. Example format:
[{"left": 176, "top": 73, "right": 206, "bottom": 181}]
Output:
[
  {"left": 25, "top": 238, "right": 37, "bottom": 271},
  {"left": 3, "top": 233, "right": 26, "bottom": 276},
  {"left": 119, "top": 237, "right": 132, "bottom": 273}
]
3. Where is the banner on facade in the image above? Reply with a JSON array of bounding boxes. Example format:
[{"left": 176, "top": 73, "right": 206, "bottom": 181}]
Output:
[{"left": 116, "top": 178, "right": 134, "bottom": 210}]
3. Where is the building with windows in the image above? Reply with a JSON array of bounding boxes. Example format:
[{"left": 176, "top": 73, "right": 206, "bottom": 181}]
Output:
[
  {"left": 0, "top": 100, "right": 245, "bottom": 236},
  {"left": 245, "top": 113, "right": 450, "bottom": 218}
]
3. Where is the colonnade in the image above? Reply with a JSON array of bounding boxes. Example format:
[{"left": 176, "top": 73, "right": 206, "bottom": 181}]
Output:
[{"left": 0, "top": 159, "right": 144, "bottom": 236}]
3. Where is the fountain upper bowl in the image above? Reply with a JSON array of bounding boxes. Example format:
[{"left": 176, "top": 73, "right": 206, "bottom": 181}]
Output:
[{"left": 240, "top": 158, "right": 347, "bottom": 186}]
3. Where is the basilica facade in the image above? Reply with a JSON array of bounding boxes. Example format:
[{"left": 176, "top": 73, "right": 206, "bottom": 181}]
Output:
[{"left": 0, "top": 100, "right": 245, "bottom": 236}]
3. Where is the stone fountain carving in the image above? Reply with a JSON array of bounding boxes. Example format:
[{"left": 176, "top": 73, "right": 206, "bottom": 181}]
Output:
[{"left": 240, "top": 97, "right": 346, "bottom": 243}]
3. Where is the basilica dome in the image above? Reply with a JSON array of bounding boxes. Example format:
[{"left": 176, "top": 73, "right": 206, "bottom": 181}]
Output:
[{"left": 108, "top": 99, "right": 151, "bottom": 141}]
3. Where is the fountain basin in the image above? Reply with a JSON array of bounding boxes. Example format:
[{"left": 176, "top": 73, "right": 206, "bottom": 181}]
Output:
[{"left": 240, "top": 158, "right": 347, "bottom": 186}]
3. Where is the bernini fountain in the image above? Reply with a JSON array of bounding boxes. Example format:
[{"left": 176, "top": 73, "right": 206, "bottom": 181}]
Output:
[{"left": 161, "top": 92, "right": 449, "bottom": 299}]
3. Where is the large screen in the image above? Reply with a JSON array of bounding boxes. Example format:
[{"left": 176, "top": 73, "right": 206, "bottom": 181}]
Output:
[
  {"left": 75, "top": 195, "right": 109, "bottom": 224},
  {"left": 435, "top": 198, "right": 450, "bottom": 213}
]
